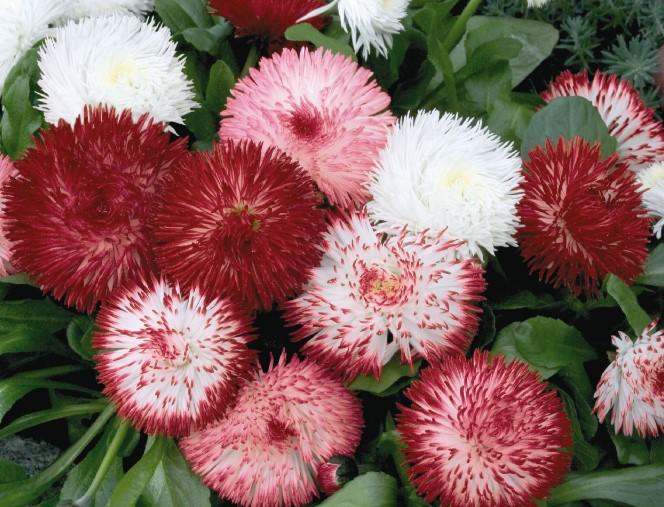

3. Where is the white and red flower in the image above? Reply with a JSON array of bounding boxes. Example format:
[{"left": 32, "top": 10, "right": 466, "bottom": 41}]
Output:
[{"left": 0, "top": 155, "right": 16, "bottom": 277}]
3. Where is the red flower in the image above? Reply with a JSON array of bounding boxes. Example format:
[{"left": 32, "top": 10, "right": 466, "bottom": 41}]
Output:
[
  {"left": 517, "top": 137, "right": 649, "bottom": 297},
  {"left": 152, "top": 140, "right": 326, "bottom": 311},
  {"left": 316, "top": 456, "right": 358, "bottom": 496},
  {"left": 4, "top": 106, "right": 186, "bottom": 313},
  {"left": 398, "top": 351, "right": 572, "bottom": 507},
  {"left": 210, "top": 0, "right": 328, "bottom": 49}
]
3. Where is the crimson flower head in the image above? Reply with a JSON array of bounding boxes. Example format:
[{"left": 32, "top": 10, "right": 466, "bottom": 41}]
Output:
[
  {"left": 398, "top": 351, "right": 572, "bottom": 507},
  {"left": 180, "top": 354, "right": 363, "bottom": 507},
  {"left": 210, "top": 0, "right": 328, "bottom": 50},
  {"left": 0, "top": 155, "right": 17, "bottom": 277},
  {"left": 93, "top": 277, "right": 255, "bottom": 437},
  {"left": 152, "top": 140, "right": 326, "bottom": 311},
  {"left": 517, "top": 137, "right": 650, "bottom": 297},
  {"left": 4, "top": 106, "right": 186, "bottom": 313}
]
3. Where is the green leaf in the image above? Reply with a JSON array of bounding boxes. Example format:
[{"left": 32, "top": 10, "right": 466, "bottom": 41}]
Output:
[
  {"left": 0, "top": 75, "right": 42, "bottom": 160},
  {"left": 0, "top": 273, "right": 36, "bottom": 286},
  {"left": 0, "top": 298, "right": 74, "bottom": 334},
  {"left": 521, "top": 96, "right": 617, "bottom": 159},
  {"left": 66, "top": 316, "right": 96, "bottom": 361},
  {"left": 608, "top": 426, "right": 650, "bottom": 466},
  {"left": 0, "top": 324, "right": 70, "bottom": 356},
  {"left": 180, "top": 22, "right": 233, "bottom": 55},
  {"left": 154, "top": 0, "right": 212, "bottom": 33},
  {"left": 492, "top": 290, "right": 563, "bottom": 311},
  {"left": 637, "top": 243, "right": 664, "bottom": 287},
  {"left": 109, "top": 438, "right": 167, "bottom": 507},
  {"left": 2, "top": 46, "right": 41, "bottom": 97},
  {"left": 0, "top": 461, "right": 26, "bottom": 483},
  {"left": 285, "top": 24, "right": 355, "bottom": 59},
  {"left": 349, "top": 358, "right": 421, "bottom": 395},
  {"left": 463, "top": 59, "right": 513, "bottom": 114},
  {"left": 140, "top": 440, "right": 210, "bottom": 507},
  {"left": 650, "top": 438, "right": 664, "bottom": 464},
  {"left": 205, "top": 60, "right": 236, "bottom": 113},
  {"left": 318, "top": 472, "right": 398, "bottom": 507},
  {"left": 184, "top": 107, "right": 218, "bottom": 142},
  {"left": 548, "top": 465, "right": 664, "bottom": 507},
  {"left": 559, "top": 390, "right": 600, "bottom": 472},
  {"left": 486, "top": 94, "right": 536, "bottom": 144},
  {"left": 606, "top": 274, "right": 651, "bottom": 335}
]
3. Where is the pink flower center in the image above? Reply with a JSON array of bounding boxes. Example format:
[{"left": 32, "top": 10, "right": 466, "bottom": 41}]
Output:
[
  {"left": 266, "top": 416, "right": 298, "bottom": 443},
  {"left": 287, "top": 107, "right": 323, "bottom": 140},
  {"left": 359, "top": 267, "right": 404, "bottom": 307},
  {"left": 146, "top": 329, "right": 191, "bottom": 366},
  {"left": 213, "top": 203, "right": 261, "bottom": 259}
]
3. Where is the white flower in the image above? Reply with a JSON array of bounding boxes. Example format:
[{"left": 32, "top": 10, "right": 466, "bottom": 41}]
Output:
[
  {"left": 527, "top": 0, "right": 551, "bottom": 7},
  {"left": 367, "top": 110, "right": 523, "bottom": 259},
  {"left": 299, "top": 0, "right": 410, "bottom": 58},
  {"left": 594, "top": 321, "right": 664, "bottom": 437},
  {"left": 60, "top": 0, "right": 154, "bottom": 20},
  {"left": 37, "top": 15, "right": 196, "bottom": 127},
  {"left": 638, "top": 161, "right": 664, "bottom": 238},
  {"left": 0, "top": 0, "right": 67, "bottom": 93}
]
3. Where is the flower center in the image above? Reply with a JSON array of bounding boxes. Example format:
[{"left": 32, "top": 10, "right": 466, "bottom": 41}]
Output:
[
  {"left": 288, "top": 108, "right": 323, "bottom": 140},
  {"left": 438, "top": 163, "right": 478, "bottom": 195},
  {"left": 212, "top": 203, "right": 261, "bottom": 260},
  {"left": 640, "top": 164, "right": 664, "bottom": 189},
  {"left": 104, "top": 57, "right": 141, "bottom": 87},
  {"left": 359, "top": 266, "right": 404, "bottom": 306},
  {"left": 266, "top": 416, "right": 298, "bottom": 443},
  {"left": 147, "top": 329, "right": 192, "bottom": 367}
]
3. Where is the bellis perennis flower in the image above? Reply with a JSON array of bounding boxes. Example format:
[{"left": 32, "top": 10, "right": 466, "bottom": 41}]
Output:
[
  {"left": 153, "top": 140, "right": 326, "bottom": 311},
  {"left": 595, "top": 321, "right": 664, "bottom": 437},
  {"left": 543, "top": 71, "right": 664, "bottom": 171},
  {"left": 220, "top": 47, "right": 394, "bottom": 207},
  {"left": 0, "top": 155, "right": 16, "bottom": 277},
  {"left": 286, "top": 213, "right": 485, "bottom": 380},
  {"left": 638, "top": 161, "right": 664, "bottom": 238},
  {"left": 37, "top": 15, "right": 196, "bottom": 127},
  {"left": 5, "top": 107, "right": 187, "bottom": 313},
  {"left": 180, "top": 354, "right": 363, "bottom": 507},
  {"left": 60, "top": 0, "right": 154, "bottom": 20},
  {"left": 368, "top": 110, "right": 523, "bottom": 259},
  {"left": 94, "top": 278, "right": 255, "bottom": 437},
  {"left": 517, "top": 137, "right": 650, "bottom": 297},
  {"left": 398, "top": 351, "right": 572, "bottom": 507}
]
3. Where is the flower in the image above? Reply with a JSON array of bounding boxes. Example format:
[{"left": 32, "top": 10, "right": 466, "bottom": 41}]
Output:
[
  {"left": 542, "top": 70, "right": 664, "bottom": 171},
  {"left": 0, "top": 0, "right": 66, "bottom": 93},
  {"left": 0, "top": 155, "right": 16, "bottom": 277},
  {"left": 37, "top": 15, "right": 196, "bottom": 127},
  {"left": 211, "top": 0, "right": 328, "bottom": 50},
  {"left": 638, "top": 161, "right": 664, "bottom": 237},
  {"left": 397, "top": 351, "right": 572, "bottom": 507},
  {"left": 180, "top": 354, "right": 363, "bottom": 507},
  {"left": 219, "top": 47, "right": 394, "bottom": 207},
  {"left": 299, "top": 0, "right": 410, "bottom": 58},
  {"left": 4, "top": 106, "right": 187, "bottom": 313},
  {"left": 517, "top": 137, "right": 650, "bottom": 297},
  {"left": 595, "top": 321, "right": 664, "bottom": 437},
  {"left": 367, "top": 110, "right": 523, "bottom": 259},
  {"left": 316, "top": 456, "right": 358, "bottom": 496},
  {"left": 527, "top": 0, "right": 551, "bottom": 7},
  {"left": 152, "top": 140, "right": 326, "bottom": 311},
  {"left": 93, "top": 277, "right": 255, "bottom": 437},
  {"left": 60, "top": 0, "right": 154, "bottom": 20},
  {"left": 286, "top": 213, "right": 485, "bottom": 380}
]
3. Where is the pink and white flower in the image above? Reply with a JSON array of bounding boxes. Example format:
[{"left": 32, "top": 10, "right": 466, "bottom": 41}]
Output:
[
  {"left": 0, "top": 155, "right": 16, "bottom": 277},
  {"left": 285, "top": 213, "right": 485, "bottom": 380}
]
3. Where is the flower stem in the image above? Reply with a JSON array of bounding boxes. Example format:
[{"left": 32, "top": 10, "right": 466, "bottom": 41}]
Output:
[
  {"left": 241, "top": 45, "right": 259, "bottom": 77},
  {"left": 441, "top": 0, "right": 483, "bottom": 54}
]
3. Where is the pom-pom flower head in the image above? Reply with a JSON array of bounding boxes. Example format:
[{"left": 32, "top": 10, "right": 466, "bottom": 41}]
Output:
[
  {"left": 316, "top": 456, "right": 358, "bottom": 496},
  {"left": 638, "top": 161, "right": 664, "bottom": 238},
  {"left": 368, "top": 110, "right": 523, "bottom": 259},
  {"left": 5, "top": 106, "right": 187, "bottom": 313},
  {"left": 93, "top": 278, "right": 255, "bottom": 437},
  {"left": 517, "top": 137, "right": 650, "bottom": 297},
  {"left": 37, "top": 15, "right": 196, "bottom": 127},
  {"left": 220, "top": 47, "right": 394, "bottom": 207},
  {"left": 542, "top": 71, "right": 664, "bottom": 171},
  {"left": 180, "top": 354, "right": 363, "bottom": 507},
  {"left": 595, "top": 321, "right": 664, "bottom": 437},
  {"left": 153, "top": 140, "right": 326, "bottom": 311},
  {"left": 286, "top": 213, "right": 485, "bottom": 380},
  {"left": 0, "top": 155, "right": 16, "bottom": 277},
  {"left": 398, "top": 351, "right": 572, "bottom": 507},
  {"left": 60, "top": 0, "right": 154, "bottom": 20}
]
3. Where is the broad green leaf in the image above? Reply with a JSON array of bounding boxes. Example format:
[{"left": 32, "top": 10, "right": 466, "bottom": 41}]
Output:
[
  {"left": 0, "top": 273, "right": 35, "bottom": 286},
  {"left": 559, "top": 390, "right": 600, "bottom": 472},
  {"left": 492, "top": 290, "right": 562, "bottom": 311},
  {"left": 548, "top": 465, "right": 664, "bottom": 506},
  {"left": 2, "top": 46, "right": 41, "bottom": 97},
  {"left": 349, "top": 358, "right": 421, "bottom": 394},
  {"left": 154, "top": 0, "right": 212, "bottom": 33},
  {"left": 184, "top": 107, "right": 218, "bottom": 142},
  {"left": 557, "top": 363, "right": 597, "bottom": 438},
  {"left": 0, "top": 298, "right": 73, "bottom": 334},
  {"left": 109, "top": 438, "right": 167, "bottom": 507},
  {"left": 521, "top": 96, "right": 617, "bottom": 159},
  {"left": 0, "top": 325, "right": 70, "bottom": 356},
  {"left": 66, "top": 316, "right": 96, "bottom": 361},
  {"left": 487, "top": 95, "right": 536, "bottom": 144},
  {"left": 463, "top": 59, "right": 513, "bottom": 114},
  {"left": 637, "top": 243, "right": 664, "bottom": 287},
  {"left": 606, "top": 274, "right": 651, "bottom": 335},
  {"left": 650, "top": 438, "right": 664, "bottom": 463},
  {"left": 608, "top": 426, "right": 650, "bottom": 466},
  {"left": 0, "top": 75, "right": 42, "bottom": 160},
  {"left": 0, "top": 461, "right": 26, "bottom": 483},
  {"left": 285, "top": 24, "right": 355, "bottom": 59},
  {"left": 205, "top": 60, "right": 236, "bottom": 113},
  {"left": 181, "top": 22, "right": 232, "bottom": 55},
  {"left": 318, "top": 472, "right": 398, "bottom": 507}
]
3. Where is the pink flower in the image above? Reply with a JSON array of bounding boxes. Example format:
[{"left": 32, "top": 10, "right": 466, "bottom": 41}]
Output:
[
  {"left": 316, "top": 456, "right": 358, "bottom": 496},
  {"left": 595, "top": 321, "right": 664, "bottom": 437},
  {"left": 180, "top": 354, "right": 363, "bottom": 507},
  {"left": 93, "top": 277, "right": 255, "bottom": 437},
  {"left": 220, "top": 47, "right": 394, "bottom": 207},
  {"left": 285, "top": 212, "right": 485, "bottom": 381},
  {"left": 542, "top": 70, "right": 664, "bottom": 171},
  {"left": 0, "top": 155, "right": 17, "bottom": 277},
  {"left": 398, "top": 351, "right": 572, "bottom": 507}
]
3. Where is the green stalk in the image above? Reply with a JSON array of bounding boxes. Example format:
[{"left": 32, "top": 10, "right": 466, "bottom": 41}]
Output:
[
  {"left": 74, "top": 419, "right": 131, "bottom": 506},
  {"left": 440, "top": 0, "right": 483, "bottom": 54},
  {"left": 240, "top": 45, "right": 259, "bottom": 77}
]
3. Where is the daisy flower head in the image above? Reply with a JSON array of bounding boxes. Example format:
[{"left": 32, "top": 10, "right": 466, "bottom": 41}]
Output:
[
  {"left": 299, "top": 0, "right": 410, "bottom": 58},
  {"left": 219, "top": 47, "right": 394, "bottom": 207},
  {"left": 37, "top": 15, "right": 196, "bottom": 127},
  {"left": 152, "top": 139, "right": 326, "bottom": 311},
  {"left": 4, "top": 106, "right": 187, "bottom": 313},
  {"left": 0, "top": 0, "right": 67, "bottom": 93},
  {"left": 517, "top": 137, "right": 650, "bottom": 297},
  {"left": 93, "top": 277, "right": 255, "bottom": 437},
  {"left": 542, "top": 70, "right": 664, "bottom": 171},
  {"left": 286, "top": 212, "right": 485, "bottom": 380},
  {"left": 0, "top": 155, "right": 17, "bottom": 277},
  {"left": 527, "top": 0, "right": 551, "bottom": 7},
  {"left": 595, "top": 321, "right": 664, "bottom": 437},
  {"left": 367, "top": 110, "right": 523, "bottom": 259},
  {"left": 60, "top": 0, "right": 154, "bottom": 20},
  {"left": 638, "top": 161, "right": 664, "bottom": 238},
  {"left": 316, "top": 456, "right": 358, "bottom": 496},
  {"left": 180, "top": 354, "right": 363, "bottom": 507},
  {"left": 398, "top": 351, "right": 572, "bottom": 507}
]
